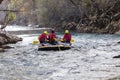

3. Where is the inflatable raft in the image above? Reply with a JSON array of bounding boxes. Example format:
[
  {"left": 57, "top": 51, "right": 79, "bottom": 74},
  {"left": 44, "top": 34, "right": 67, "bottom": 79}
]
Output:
[{"left": 38, "top": 45, "right": 71, "bottom": 51}]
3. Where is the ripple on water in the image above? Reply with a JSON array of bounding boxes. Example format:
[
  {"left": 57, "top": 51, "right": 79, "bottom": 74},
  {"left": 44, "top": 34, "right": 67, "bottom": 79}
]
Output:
[{"left": 0, "top": 33, "right": 120, "bottom": 80}]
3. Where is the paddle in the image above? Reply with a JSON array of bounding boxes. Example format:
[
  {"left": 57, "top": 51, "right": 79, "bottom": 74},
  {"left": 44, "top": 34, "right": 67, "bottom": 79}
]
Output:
[
  {"left": 60, "top": 38, "right": 75, "bottom": 43},
  {"left": 33, "top": 36, "right": 75, "bottom": 45},
  {"left": 70, "top": 39, "right": 74, "bottom": 43},
  {"left": 32, "top": 36, "right": 39, "bottom": 44},
  {"left": 32, "top": 36, "right": 49, "bottom": 45},
  {"left": 58, "top": 45, "right": 61, "bottom": 51},
  {"left": 32, "top": 40, "right": 39, "bottom": 44}
]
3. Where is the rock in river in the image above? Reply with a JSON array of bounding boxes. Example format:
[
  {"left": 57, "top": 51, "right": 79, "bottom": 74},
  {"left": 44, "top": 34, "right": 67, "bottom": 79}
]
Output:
[{"left": 0, "top": 29, "right": 22, "bottom": 50}]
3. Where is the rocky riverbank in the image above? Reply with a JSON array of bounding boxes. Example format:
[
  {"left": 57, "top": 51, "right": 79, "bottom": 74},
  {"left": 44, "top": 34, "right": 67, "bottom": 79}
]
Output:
[
  {"left": 0, "top": 30, "right": 22, "bottom": 52},
  {"left": 61, "top": 20, "right": 120, "bottom": 34}
]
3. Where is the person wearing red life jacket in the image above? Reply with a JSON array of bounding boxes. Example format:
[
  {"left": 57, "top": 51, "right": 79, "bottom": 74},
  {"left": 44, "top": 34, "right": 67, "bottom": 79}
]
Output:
[
  {"left": 48, "top": 29, "right": 58, "bottom": 45},
  {"left": 39, "top": 31, "right": 48, "bottom": 45},
  {"left": 63, "top": 30, "right": 71, "bottom": 43}
]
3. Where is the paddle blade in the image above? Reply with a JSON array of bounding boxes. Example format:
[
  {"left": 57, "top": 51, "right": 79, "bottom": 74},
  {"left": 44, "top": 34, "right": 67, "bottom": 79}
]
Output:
[
  {"left": 33, "top": 40, "right": 39, "bottom": 44},
  {"left": 70, "top": 39, "right": 74, "bottom": 42},
  {"left": 38, "top": 36, "right": 40, "bottom": 40},
  {"left": 60, "top": 38, "right": 64, "bottom": 42},
  {"left": 55, "top": 38, "right": 57, "bottom": 41}
]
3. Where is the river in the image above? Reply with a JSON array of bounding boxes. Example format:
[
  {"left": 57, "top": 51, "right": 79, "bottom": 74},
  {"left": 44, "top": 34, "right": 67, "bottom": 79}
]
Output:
[{"left": 0, "top": 31, "right": 120, "bottom": 80}]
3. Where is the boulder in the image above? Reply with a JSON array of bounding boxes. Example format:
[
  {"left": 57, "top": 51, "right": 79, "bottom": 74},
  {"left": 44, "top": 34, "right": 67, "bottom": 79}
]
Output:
[
  {"left": 0, "top": 30, "right": 22, "bottom": 45},
  {"left": 0, "top": 48, "right": 5, "bottom": 52},
  {"left": 113, "top": 55, "right": 120, "bottom": 58},
  {"left": 0, "top": 30, "right": 22, "bottom": 49}
]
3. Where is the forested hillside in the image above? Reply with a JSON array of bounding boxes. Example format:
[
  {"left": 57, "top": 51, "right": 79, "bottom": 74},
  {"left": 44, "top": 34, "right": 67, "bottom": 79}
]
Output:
[{"left": 0, "top": 0, "right": 120, "bottom": 34}]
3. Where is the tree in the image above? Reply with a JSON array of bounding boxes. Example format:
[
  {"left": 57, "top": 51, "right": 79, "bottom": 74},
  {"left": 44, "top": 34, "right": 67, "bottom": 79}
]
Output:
[
  {"left": 0, "top": 0, "right": 18, "bottom": 29},
  {"left": 0, "top": 0, "right": 37, "bottom": 28}
]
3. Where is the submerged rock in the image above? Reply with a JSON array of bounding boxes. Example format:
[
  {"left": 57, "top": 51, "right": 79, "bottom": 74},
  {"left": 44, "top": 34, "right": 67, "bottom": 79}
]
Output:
[
  {"left": 113, "top": 55, "right": 120, "bottom": 58},
  {"left": 117, "top": 41, "right": 120, "bottom": 44},
  {"left": 1, "top": 45, "right": 14, "bottom": 49},
  {"left": 108, "top": 76, "right": 120, "bottom": 80}
]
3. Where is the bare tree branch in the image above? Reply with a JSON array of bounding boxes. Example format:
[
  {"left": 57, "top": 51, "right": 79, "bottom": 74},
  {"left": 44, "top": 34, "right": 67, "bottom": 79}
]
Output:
[{"left": 0, "top": 9, "right": 23, "bottom": 12}]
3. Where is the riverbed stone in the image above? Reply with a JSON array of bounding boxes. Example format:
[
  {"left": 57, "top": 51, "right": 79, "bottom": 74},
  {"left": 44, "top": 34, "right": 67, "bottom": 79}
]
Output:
[
  {"left": 0, "top": 48, "right": 5, "bottom": 52},
  {"left": 113, "top": 55, "right": 120, "bottom": 58}
]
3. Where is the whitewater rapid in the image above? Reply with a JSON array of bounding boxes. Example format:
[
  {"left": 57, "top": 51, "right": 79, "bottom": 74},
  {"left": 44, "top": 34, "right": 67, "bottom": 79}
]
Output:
[{"left": 0, "top": 33, "right": 120, "bottom": 80}]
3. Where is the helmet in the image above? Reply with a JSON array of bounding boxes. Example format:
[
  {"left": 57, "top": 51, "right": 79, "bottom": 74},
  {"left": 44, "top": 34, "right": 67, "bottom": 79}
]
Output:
[
  {"left": 65, "top": 30, "right": 69, "bottom": 34},
  {"left": 44, "top": 31, "right": 48, "bottom": 34}
]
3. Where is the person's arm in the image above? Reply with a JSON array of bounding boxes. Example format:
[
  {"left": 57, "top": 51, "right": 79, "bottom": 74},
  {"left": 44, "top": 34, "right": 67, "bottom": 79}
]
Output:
[
  {"left": 45, "top": 35, "right": 49, "bottom": 42},
  {"left": 53, "top": 34, "right": 58, "bottom": 41},
  {"left": 63, "top": 34, "right": 66, "bottom": 41},
  {"left": 48, "top": 34, "right": 51, "bottom": 42}
]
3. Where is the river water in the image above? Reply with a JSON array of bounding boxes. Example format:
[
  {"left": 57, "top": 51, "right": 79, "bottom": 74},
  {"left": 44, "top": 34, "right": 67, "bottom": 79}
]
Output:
[{"left": 0, "top": 32, "right": 120, "bottom": 80}]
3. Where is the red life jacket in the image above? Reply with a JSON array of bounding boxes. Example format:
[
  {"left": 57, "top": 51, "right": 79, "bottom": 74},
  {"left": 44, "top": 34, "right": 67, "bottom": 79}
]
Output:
[
  {"left": 48, "top": 33, "right": 56, "bottom": 41},
  {"left": 39, "top": 33, "right": 47, "bottom": 41},
  {"left": 63, "top": 33, "right": 71, "bottom": 42}
]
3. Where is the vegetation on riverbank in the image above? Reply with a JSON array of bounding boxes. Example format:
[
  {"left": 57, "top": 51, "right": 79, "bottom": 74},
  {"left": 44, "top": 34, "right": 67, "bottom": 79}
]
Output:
[
  {"left": 0, "top": 0, "right": 22, "bottom": 49},
  {"left": 36, "top": 0, "right": 120, "bottom": 34},
  {"left": 0, "top": 0, "right": 120, "bottom": 34}
]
